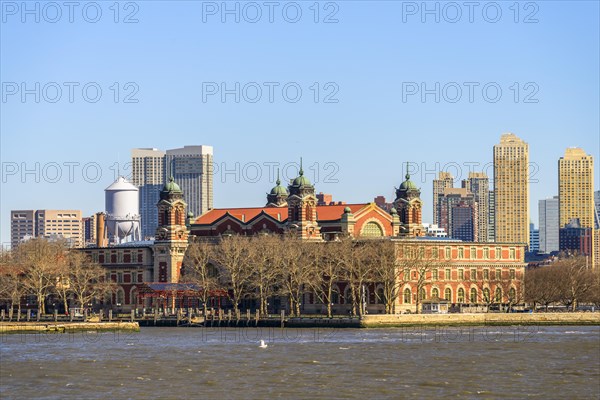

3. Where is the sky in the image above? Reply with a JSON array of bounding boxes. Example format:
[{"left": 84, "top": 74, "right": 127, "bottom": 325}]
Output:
[{"left": 1, "top": 0, "right": 599, "bottom": 246}]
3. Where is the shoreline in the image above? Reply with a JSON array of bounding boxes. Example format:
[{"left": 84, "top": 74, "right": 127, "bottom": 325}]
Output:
[
  {"left": 0, "top": 321, "right": 140, "bottom": 334},
  {"left": 359, "top": 312, "right": 600, "bottom": 328}
]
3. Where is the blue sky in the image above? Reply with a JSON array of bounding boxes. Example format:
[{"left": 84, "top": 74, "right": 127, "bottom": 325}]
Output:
[{"left": 1, "top": 1, "right": 599, "bottom": 246}]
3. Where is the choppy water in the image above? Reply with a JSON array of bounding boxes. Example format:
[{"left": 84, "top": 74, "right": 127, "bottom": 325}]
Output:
[{"left": 1, "top": 326, "right": 599, "bottom": 399}]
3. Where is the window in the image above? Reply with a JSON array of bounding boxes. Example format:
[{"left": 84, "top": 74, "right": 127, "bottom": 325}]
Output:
[
  {"left": 483, "top": 288, "right": 490, "bottom": 302},
  {"left": 496, "top": 269, "right": 502, "bottom": 280},
  {"left": 458, "top": 269, "right": 464, "bottom": 280},
  {"left": 419, "top": 288, "right": 426, "bottom": 300},
  {"left": 510, "top": 269, "right": 516, "bottom": 280},
  {"left": 445, "top": 247, "right": 451, "bottom": 259},
  {"left": 432, "top": 269, "right": 438, "bottom": 280},
  {"left": 483, "top": 269, "right": 489, "bottom": 280},
  {"left": 495, "top": 247, "right": 502, "bottom": 259},
  {"left": 509, "top": 248, "right": 516, "bottom": 259},
  {"left": 445, "top": 268, "right": 451, "bottom": 280},
  {"left": 403, "top": 288, "right": 411, "bottom": 304},
  {"left": 418, "top": 247, "right": 425, "bottom": 258},
  {"left": 444, "top": 288, "right": 452, "bottom": 301},
  {"left": 117, "top": 272, "right": 123, "bottom": 283},
  {"left": 362, "top": 221, "right": 384, "bottom": 237},
  {"left": 458, "top": 288, "right": 465, "bottom": 303},
  {"left": 509, "top": 287, "right": 516, "bottom": 302},
  {"left": 470, "top": 247, "right": 477, "bottom": 259},
  {"left": 376, "top": 288, "right": 385, "bottom": 304},
  {"left": 458, "top": 247, "right": 464, "bottom": 259},
  {"left": 116, "top": 289, "right": 124, "bottom": 305},
  {"left": 483, "top": 247, "right": 490, "bottom": 259},
  {"left": 432, "top": 288, "right": 439, "bottom": 299},
  {"left": 471, "top": 268, "right": 477, "bottom": 280},
  {"left": 432, "top": 247, "right": 439, "bottom": 259},
  {"left": 495, "top": 287, "right": 502, "bottom": 302},
  {"left": 470, "top": 288, "right": 477, "bottom": 303}
]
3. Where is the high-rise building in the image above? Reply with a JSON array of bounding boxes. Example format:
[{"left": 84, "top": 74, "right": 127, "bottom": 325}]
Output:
[
  {"left": 10, "top": 210, "right": 35, "bottom": 248},
  {"left": 437, "top": 188, "right": 478, "bottom": 242},
  {"left": 132, "top": 145, "right": 214, "bottom": 239},
  {"left": 539, "top": 196, "right": 559, "bottom": 254},
  {"left": 462, "top": 172, "right": 490, "bottom": 242},
  {"left": 559, "top": 218, "right": 593, "bottom": 260},
  {"left": 165, "top": 145, "right": 214, "bottom": 219},
  {"left": 558, "top": 147, "right": 594, "bottom": 229},
  {"left": 433, "top": 172, "right": 454, "bottom": 225},
  {"left": 529, "top": 223, "right": 539, "bottom": 252},
  {"left": 132, "top": 148, "right": 166, "bottom": 239},
  {"left": 488, "top": 190, "right": 495, "bottom": 242},
  {"left": 594, "top": 190, "right": 600, "bottom": 229},
  {"left": 11, "top": 209, "right": 83, "bottom": 248},
  {"left": 494, "top": 133, "right": 529, "bottom": 246}
]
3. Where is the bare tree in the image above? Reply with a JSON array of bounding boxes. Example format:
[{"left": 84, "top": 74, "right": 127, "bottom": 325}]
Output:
[
  {"left": 396, "top": 244, "right": 437, "bottom": 314},
  {"left": 305, "top": 240, "right": 344, "bottom": 317},
  {"left": 555, "top": 256, "right": 594, "bottom": 311},
  {"left": 183, "top": 239, "right": 223, "bottom": 316},
  {"left": 210, "top": 235, "right": 253, "bottom": 316},
  {"left": 371, "top": 240, "right": 405, "bottom": 314},
  {"left": 14, "top": 238, "right": 65, "bottom": 315},
  {"left": 338, "top": 238, "right": 374, "bottom": 317},
  {"left": 0, "top": 251, "right": 27, "bottom": 320},
  {"left": 68, "top": 251, "right": 115, "bottom": 310},
  {"left": 245, "top": 235, "right": 280, "bottom": 316},
  {"left": 276, "top": 234, "right": 312, "bottom": 317}
]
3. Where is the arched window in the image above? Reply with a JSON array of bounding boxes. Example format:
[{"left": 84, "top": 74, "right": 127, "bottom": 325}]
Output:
[
  {"left": 419, "top": 288, "right": 426, "bottom": 300},
  {"left": 457, "top": 288, "right": 465, "bottom": 303},
  {"left": 403, "top": 288, "right": 411, "bottom": 304},
  {"left": 130, "top": 287, "right": 138, "bottom": 305},
  {"left": 495, "top": 287, "right": 502, "bottom": 302},
  {"left": 116, "top": 288, "right": 125, "bottom": 306},
  {"left": 470, "top": 288, "right": 477, "bottom": 303},
  {"left": 376, "top": 287, "right": 385, "bottom": 304},
  {"left": 432, "top": 288, "right": 439, "bottom": 299},
  {"left": 331, "top": 285, "right": 340, "bottom": 304},
  {"left": 444, "top": 288, "right": 452, "bottom": 302},
  {"left": 509, "top": 287, "right": 516, "bottom": 302},
  {"left": 361, "top": 221, "right": 384, "bottom": 237},
  {"left": 483, "top": 288, "right": 490, "bottom": 302},
  {"left": 344, "top": 287, "right": 353, "bottom": 305}
]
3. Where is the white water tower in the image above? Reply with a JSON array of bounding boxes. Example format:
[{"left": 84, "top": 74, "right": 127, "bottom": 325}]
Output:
[{"left": 105, "top": 176, "right": 141, "bottom": 244}]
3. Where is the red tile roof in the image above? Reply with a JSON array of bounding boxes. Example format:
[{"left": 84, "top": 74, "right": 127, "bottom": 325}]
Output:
[{"left": 193, "top": 204, "right": 370, "bottom": 225}]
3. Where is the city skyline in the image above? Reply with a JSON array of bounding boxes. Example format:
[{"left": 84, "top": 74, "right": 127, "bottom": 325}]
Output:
[{"left": 2, "top": 2, "right": 599, "bottom": 247}]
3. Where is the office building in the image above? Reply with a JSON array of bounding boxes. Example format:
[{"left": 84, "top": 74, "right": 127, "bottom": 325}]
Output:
[
  {"left": 131, "top": 148, "right": 166, "bottom": 239},
  {"left": 462, "top": 172, "right": 490, "bottom": 242},
  {"left": 558, "top": 147, "right": 594, "bottom": 229},
  {"left": 539, "top": 196, "right": 559, "bottom": 253},
  {"left": 494, "top": 133, "right": 530, "bottom": 246},
  {"left": 529, "top": 223, "right": 539, "bottom": 252},
  {"left": 433, "top": 172, "right": 454, "bottom": 225},
  {"left": 165, "top": 145, "right": 214, "bottom": 218},
  {"left": 11, "top": 209, "right": 83, "bottom": 248}
]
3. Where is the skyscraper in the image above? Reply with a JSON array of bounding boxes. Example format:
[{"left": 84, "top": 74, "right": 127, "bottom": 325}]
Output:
[
  {"left": 488, "top": 190, "right": 495, "bottom": 242},
  {"left": 494, "top": 133, "right": 530, "bottom": 246},
  {"left": 132, "top": 148, "right": 166, "bottom": 239},
  {"left": 437, "top": 188, "right": 478, "bottom": 242},
  {"left": 595, "top": 190, "right": 600, "bottom": 229},
  {"left": 433, "top": 172, "right": 454, "bottom": 225},
  {"left": 165, "top": 145, "right": 214, "bottom": 218},
  {"left": 462, "top": 172, "right": 490, "bottom": 242},
  {"left": 558, "top": 147, "right": 594, "bottom": 229},
  {"left": 529, "top": 222, "right": 539, "bottom": 252},
  {"left": 539, "top": 196, "right": 559, "bottom": 254},
  {"left": 132, "top": 145, "right": 213, "bottom": 239}
]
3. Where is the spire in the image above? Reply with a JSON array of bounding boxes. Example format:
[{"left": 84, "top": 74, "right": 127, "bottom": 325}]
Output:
[
  {"left": 276, "top": 168, "right": 281, "bottom": 185},
  {"left": 299, "top": 157, "right": 304, "bottom": 176},
  {"left": 405, "top": 162, "right": 410, "bottom": 180}
]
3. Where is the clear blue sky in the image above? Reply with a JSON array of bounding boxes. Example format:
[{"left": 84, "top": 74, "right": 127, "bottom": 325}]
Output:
[{"left": 1, "top": 1, "right": 599, "bottom": 246}]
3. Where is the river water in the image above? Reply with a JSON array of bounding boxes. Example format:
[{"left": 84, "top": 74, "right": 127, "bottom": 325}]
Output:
[{"left": 1, "top": 326, "right": 599, "bottom": 399}]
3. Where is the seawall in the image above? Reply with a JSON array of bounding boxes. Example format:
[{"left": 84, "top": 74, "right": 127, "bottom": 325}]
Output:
[
  {"left": 360, "top": 313, "right": 600, "bottom": 328},
  {"left": 0, "top": 322, "right": 140, "bottom": 334}
]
